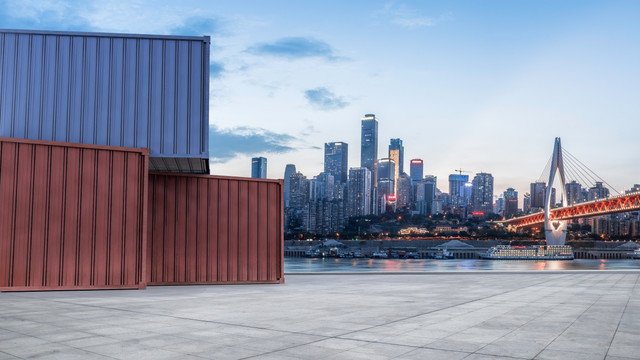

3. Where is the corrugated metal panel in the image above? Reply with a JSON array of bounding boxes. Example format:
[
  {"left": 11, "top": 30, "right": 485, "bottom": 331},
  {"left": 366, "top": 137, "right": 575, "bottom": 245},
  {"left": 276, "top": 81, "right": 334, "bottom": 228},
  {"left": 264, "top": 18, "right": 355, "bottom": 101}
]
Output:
[
  {"left": 0, "top": 137, "right": 148, "bottom": 291},
  {"left": 147, "top": 173, "right": 284, "bottom": 285},
  {"left": 0, "top": 29, "right": 209, "bottom": 173}
]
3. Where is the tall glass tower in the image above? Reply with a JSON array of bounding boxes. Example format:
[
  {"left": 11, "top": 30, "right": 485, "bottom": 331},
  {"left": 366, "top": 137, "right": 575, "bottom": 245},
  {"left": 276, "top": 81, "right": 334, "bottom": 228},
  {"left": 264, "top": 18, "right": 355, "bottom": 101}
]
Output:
[
  {"left": 410, "top": 159, "right": 423, "bottom": 183},
  {"left": 389, "top": 138, "right": 404, "bottom": 174},
  {"left": 449, "top": 174, "right": 470, "bottom": 207},
  {"left": 283, "top": 164, "right": 297, "bottom": 207},
  {"left": 251, "top": 157, "right": 267, "bottom": 178},
  {"left": 377, "top": 158, "right": 395, "bottom": 197},
  {"left": 360, "top": 114, "right": 378, "bottom": 179},
  {"left": 324, "top": 142, "right": 348, "bottom": 184}
]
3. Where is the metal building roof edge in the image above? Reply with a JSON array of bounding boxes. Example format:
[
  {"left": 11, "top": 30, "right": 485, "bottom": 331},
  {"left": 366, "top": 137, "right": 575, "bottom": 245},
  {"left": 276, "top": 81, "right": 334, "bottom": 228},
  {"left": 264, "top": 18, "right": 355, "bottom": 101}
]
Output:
[{"left": 0, "top": 28, "right": 210, "bottom": 43}]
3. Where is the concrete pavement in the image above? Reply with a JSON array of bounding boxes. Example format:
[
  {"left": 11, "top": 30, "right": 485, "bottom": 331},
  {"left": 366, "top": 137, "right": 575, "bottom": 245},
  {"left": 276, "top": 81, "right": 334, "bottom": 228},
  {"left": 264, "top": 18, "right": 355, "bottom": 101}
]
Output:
[{"left": 1, "top": 272, "right": 639, "bottom": 359}]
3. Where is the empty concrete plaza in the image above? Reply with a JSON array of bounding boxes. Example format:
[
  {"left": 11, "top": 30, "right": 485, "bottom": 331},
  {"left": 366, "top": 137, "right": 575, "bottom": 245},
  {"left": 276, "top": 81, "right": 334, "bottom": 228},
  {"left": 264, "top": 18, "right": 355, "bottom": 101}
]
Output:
[{"left": 1, "top": 271, "right": 639, "bottom": 359}]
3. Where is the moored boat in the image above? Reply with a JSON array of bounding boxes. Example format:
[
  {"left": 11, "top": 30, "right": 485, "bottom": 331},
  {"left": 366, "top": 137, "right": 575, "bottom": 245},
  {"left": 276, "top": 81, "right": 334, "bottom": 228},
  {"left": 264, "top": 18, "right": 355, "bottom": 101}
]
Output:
[{"left": 481, "top": 245, "right": 574, "bottom": 260}]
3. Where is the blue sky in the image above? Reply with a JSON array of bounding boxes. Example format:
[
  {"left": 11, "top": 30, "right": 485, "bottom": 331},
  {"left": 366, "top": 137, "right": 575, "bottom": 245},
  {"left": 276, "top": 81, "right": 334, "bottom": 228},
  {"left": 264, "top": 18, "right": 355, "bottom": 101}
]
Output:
[{"left": 2, "top": 0, "right": 639, "bottom": 199}]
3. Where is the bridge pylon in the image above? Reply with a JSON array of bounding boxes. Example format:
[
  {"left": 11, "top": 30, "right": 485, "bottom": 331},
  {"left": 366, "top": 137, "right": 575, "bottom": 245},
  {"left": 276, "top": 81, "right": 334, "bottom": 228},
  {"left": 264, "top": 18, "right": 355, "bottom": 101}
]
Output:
[{"left": 545, "top": 137, "right": 569, "bottom": 245}]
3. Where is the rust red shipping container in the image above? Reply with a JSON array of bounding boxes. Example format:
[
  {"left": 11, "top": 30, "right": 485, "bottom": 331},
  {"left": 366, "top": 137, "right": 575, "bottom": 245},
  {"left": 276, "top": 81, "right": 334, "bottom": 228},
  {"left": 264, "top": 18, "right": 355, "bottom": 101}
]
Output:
[
  {"left": 147, "top": 173, "right": 283, "bottom": 285},
  {"left": 0, "top": 138, "right": 283, "bottom": 291}
]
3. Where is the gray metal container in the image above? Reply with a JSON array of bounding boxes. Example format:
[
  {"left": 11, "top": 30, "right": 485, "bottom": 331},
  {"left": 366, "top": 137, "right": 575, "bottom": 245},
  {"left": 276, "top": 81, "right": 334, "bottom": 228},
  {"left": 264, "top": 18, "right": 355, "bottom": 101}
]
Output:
[{"left": 0, "top": 29, "right": 210, "bottom": 173}]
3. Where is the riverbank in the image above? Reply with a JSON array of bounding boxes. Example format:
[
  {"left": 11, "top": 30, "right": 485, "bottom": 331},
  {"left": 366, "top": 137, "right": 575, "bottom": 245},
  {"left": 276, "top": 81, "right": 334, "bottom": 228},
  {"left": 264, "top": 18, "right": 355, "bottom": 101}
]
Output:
[
  {"left": 285, "top": 239, "right": 640, "bottom": 259},
  {"left": 285, "top": 258, "right": 640, "bottom": 273}
]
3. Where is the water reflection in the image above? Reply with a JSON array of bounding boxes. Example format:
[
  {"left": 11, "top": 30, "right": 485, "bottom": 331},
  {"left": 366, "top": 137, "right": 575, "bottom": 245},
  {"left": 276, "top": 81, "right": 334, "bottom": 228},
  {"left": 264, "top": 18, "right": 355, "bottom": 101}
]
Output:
[{"left": 285, "top": 258, "right": 640, "bottom": 273}]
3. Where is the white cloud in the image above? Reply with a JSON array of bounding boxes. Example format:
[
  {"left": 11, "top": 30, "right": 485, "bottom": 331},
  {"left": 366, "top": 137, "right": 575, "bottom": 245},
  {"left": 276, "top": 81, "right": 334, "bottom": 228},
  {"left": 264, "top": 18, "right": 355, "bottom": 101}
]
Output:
[{"left": 377, "top": 2, "right": 443, "bottom": 29}]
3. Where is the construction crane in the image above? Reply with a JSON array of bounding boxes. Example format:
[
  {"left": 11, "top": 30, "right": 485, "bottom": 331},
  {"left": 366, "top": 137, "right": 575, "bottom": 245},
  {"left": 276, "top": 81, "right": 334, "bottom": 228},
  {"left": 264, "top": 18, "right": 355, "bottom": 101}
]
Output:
[{"left": 454, "top": 168, "right": 472, "bottom": 175}]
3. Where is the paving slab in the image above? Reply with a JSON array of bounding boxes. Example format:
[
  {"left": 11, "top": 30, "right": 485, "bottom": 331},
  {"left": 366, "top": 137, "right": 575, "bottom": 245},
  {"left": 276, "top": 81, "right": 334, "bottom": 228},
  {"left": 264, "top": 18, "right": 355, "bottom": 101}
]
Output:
[{"left": 1, "top": 272, "right": 639, "bottom": 359}]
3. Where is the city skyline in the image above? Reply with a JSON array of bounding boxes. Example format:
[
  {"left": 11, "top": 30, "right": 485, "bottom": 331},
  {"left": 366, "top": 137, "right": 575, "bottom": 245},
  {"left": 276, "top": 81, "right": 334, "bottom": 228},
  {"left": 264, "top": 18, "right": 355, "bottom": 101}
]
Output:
[{"left": 1, "top": 0, "right": 639, "bottom": 197}]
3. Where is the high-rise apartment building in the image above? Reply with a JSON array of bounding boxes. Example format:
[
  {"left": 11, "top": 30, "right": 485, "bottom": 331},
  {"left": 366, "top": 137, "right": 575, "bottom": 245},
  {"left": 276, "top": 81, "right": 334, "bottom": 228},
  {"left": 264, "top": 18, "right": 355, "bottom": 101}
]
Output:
[
  {"left": 494, "top": 196, "right": 505, "bottom": 215},
  {"left": 415, "top": 175, "right": 437, "bottom": 215},
  {"left": 251, "top": 157, "right": 267, "bottom": 178},
  {"left": 396, "top": 173, "right": 412, "bottom": 208},
  {"left": 565, "top": 180, "right": 583, "bottom": 205},
  {"left": 523, "top": 193, "right": 531, "bottom": 213},
  {"left": 348, "top": 167, "right": 372, "bottom": 217},
  {"left": 309, "top": 173, "right": 335, "bottom": 201},
  {"left": 289, "top": 172, "right": 309, "bottom": 209},
  {"left": 503, "top": 188, "right": 519, "bottom": 218},
  {"left": 588, "top": 182, "right": 609, "bottom": 201},
  {"left": 286, "top": 172, "right": 310, "bottom": 232},
  {"left": 283, "top": 164, "right": 296, "bottom": 207},
  {"left": 625, "top": 184, "right": 640, "bottom": 194},
  {"left": 471, "top": 172, "right": 494, "bottom": 216},
  {"left": 530, "top": 182, "right": 546, "bottom": 210},
  {"left": 360, "top": 114, "right": 378, "bottom": 183},
  {"left": 324, "top": 142, "right": 348, "bottom": 184}
]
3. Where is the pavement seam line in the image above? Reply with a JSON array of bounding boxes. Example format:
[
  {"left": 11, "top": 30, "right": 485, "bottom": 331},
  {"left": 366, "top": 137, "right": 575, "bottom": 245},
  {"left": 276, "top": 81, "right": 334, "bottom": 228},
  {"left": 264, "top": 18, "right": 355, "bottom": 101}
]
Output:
[
  {"left": 603, "top": 273, "right": 637, "bottom": 359},
  {"left": 530, "top": 272, "right": 637, "bottom": 359},
  {"left": 241, "top": 275, "right": 569, "bottom": 360},
  {"left": 461, "top": 273, "right": 584, "bottom": 359}
]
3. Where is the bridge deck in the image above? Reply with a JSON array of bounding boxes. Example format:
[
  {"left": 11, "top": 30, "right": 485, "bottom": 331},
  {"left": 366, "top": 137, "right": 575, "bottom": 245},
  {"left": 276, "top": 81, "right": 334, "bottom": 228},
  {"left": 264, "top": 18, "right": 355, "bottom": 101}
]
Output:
[{"left": 503, "top": 191, "right": 640, "bottom": 228}]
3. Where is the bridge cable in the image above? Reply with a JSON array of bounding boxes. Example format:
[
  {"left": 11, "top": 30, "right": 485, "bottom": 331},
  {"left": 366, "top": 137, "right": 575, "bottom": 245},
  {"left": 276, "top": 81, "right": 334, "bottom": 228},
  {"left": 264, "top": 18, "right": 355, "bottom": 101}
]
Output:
[
  {"left": 563, "top": 154, "right": 606, "bottom": 194},
  {"left": 563, "top": 156, "right": 594, "bottom": 190},
  {"left": 563, "top": 152, "right": 599, "bottom": 185},
  {"left": 537, "top": 154, "right": 553, "bottom": 183},
  {"left": 563, "top": 149, "right": 620, "bottom": 195}
]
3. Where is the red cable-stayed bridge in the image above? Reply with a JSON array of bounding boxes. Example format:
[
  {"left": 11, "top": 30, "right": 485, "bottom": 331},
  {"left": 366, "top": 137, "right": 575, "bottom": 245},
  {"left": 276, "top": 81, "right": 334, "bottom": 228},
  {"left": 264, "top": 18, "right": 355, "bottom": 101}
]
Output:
[
  {"left": 501, "top": 191, "right": 640, "bottom": 228},
  {"left": 499, "top": 137, "right": 638, "bottom": 245}
]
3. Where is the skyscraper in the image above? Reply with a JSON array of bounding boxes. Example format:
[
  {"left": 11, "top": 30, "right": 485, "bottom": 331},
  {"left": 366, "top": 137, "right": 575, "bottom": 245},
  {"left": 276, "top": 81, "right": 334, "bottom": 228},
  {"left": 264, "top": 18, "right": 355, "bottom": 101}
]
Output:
[
  {"left": 377, "top": 158, "right": 395, "bottom": 197},
  {"left": 449, "top": 174, "right": 470, "bottom": 207},
  {"left": 409, "top": 159, "right": 423, "bottom": 183},
  {"left": 360, "top": 114, "right": 378, "bottom": 181},
  {"left": 251, "top": 157, "right": 267, "bottom": 178},
  {"left": 503, "top": 188, "right": 519, "bottom": 218},
  {"left": 324, "top": 142, "right": 348, "bottom": 184},
  {"left": 283, "top": 164, "right": 296, "bottom": 207},
  {"left": 389, "top": 137, "right": 404, "bottom": 173},
  {"left": 409, "top": 159, "right": 424, "bottom": 207},
  {"left": 309, "top": 172, "right": 335, "bottom": 201},
  {"left": 287, "top": 172, "right": 310, "bottom": 232},
  {"left": 396, "top": 173, "right": 412, "bottom": 208},
  {"left": 348, "top": 167, "right": 372, "bottom": 217},
  {"left": 388, "top": 138, "right": 403, "bottom": 195},
  {"left": 471, "top": 173, "right": 494, "bottom": 216}
]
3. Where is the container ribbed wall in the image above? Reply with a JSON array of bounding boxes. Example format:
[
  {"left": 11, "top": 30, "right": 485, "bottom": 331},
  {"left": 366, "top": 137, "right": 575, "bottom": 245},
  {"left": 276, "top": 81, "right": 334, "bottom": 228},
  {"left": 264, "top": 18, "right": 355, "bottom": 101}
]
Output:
[
  {"left": 0, "top": 138, "right": 148, "bottom": 291},
  {"left": 0, "top": 29, "right": 209, "bottom": 173},
  {"left": 147, "top": 173, "right": 283, "bottom": 285}
]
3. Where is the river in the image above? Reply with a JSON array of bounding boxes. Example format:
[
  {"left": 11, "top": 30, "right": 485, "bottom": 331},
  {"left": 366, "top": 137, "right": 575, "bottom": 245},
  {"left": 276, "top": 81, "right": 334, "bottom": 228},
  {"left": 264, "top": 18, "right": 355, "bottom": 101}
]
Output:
[{"left": 285, "top": 257, "right": 640, "bottom": 272}]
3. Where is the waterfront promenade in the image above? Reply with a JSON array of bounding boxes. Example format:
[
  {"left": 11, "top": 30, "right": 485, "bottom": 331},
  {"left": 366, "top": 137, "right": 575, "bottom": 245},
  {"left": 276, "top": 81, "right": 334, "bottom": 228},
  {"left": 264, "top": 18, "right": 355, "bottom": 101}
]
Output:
[{"left": 1, "top": 272, "right": 638, "bottom": 359}]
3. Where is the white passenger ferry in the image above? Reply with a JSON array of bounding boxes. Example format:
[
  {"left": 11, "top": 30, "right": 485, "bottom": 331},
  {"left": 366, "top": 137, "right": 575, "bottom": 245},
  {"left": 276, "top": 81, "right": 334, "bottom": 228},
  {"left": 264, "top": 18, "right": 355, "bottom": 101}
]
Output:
[
  {"left": 634, "top": 249, "right": 640, "bottom": 259},
  {"left": 481, "top": 245, "right": 574, "bottom": 260}
]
